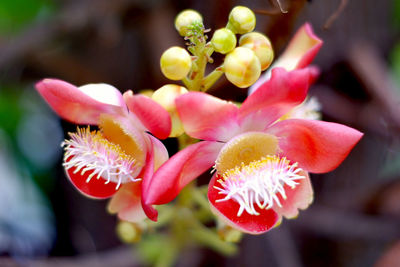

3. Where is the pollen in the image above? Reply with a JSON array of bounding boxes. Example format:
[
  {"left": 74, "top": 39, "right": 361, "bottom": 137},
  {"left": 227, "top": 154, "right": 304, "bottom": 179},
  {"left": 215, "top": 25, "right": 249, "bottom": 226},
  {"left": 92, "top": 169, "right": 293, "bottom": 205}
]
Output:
[
  {"left": 62, "top": 127, "right": 140, "bottom": 190},
  {"left": 214, "top": 155, "right": 305, "bottom": 217}
]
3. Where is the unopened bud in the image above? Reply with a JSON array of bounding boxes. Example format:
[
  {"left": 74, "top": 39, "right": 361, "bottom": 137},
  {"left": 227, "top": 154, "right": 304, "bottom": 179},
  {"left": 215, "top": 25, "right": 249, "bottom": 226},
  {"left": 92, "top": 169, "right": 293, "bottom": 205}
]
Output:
[
  {"left": 160, "top": 46, "right": 192, "bottom": 80},
  {"left": 152, "top": 84, "right": 188, "bottom": 137},
  {"left": 211, "top": 28, "right": 237, "bottom": 54},
  {"left": 116, "top": 221, "right": 141, "bottom": 243},
  {"left": 175, "top": 9, "right": 203, "bottom": 36},
  {"left": 224, "top": 47, "right": 261, "bottom": 88},
  {"left": 227, "top": 6, "right": 256, "bottom": 34},
  {"left": 239, "top": 32, "right": 274, "bottom": 70}
]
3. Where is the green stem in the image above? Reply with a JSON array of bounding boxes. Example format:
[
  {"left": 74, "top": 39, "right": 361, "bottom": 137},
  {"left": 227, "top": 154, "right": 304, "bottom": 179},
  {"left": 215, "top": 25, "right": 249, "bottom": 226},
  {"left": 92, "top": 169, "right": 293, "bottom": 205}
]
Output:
[{"left": 201, "top": 65, "right": 224, "bottom": 91}]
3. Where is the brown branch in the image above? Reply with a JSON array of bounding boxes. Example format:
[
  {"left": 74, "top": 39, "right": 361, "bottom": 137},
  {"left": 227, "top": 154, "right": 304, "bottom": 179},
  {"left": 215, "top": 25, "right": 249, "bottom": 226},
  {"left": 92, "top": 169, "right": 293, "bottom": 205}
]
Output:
[
  {"left": 323, "top": 0, "right": 349, "bottom": 30},
  {"left": 347, "top": 41, "right": 400, "bottom": 130},
  {"left": 296, "top": 205, "right": 400, "bottom": 241},
  {"left": 0, "top": 0, "right": 135, "bottom": 70},
  {"left": 0, "top": 246, "right": 141, "bottom": 267}
]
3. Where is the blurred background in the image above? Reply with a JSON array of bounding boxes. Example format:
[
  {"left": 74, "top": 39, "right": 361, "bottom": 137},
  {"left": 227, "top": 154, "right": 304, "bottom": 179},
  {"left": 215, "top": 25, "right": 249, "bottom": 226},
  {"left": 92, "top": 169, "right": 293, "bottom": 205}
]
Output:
[{"left": 0, "top": 0, "right": 399, "bottom": 266}]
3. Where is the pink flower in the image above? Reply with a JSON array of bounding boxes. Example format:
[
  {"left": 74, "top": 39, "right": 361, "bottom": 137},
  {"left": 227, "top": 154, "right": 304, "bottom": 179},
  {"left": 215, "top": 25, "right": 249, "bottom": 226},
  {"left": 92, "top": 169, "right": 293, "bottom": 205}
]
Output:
[
  {"left": 35, "top": 79, "right": 171, "bottom": 221},
  {"left": 143, "top": 67, "right": 363, "bottom": 234}
]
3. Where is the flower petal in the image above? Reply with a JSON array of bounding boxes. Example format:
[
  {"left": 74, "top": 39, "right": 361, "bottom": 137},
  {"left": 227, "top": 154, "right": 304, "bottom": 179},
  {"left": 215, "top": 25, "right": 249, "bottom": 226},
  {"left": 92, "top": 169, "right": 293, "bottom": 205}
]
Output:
[
  {"left": 35, "top": 79, "right": 126, "bottom": 125},
  {"left": 176, "top": 92, "right": 240, "bottom": 142},
  {"left": 273, "top": 171, "right": 313, "bottom": 219},
  {"left": 208, "top": 174, "right": 280, "bottom": 234},
  {"left": 139, "top": 138, "right": 159, "bottom": 222},
  {"left": 124, "top": 91, "right": 171, "bottom": 139},
  {"left": 107, "top": 182, "right": 147, "bottom": 222},
  {"left": 146, "top": 134, "right": 169, "bottom": 170},
  {"left": 65, "top": 159, "right": 119, "bottom": 199},
  {"left": 267, "top": 119, "right": 363, "bottom": 173},
  {"left": 273, "top": 23, "right": 323, "bottom": 71},
  {"left": 239, "top": 68, "right": 312, "bottom": 131},
  {"left": 250, "top": 23, "right": 322, "bottom": 94},
  {"left": 144, "top": 141, "right": 224, "bottom": 205}
]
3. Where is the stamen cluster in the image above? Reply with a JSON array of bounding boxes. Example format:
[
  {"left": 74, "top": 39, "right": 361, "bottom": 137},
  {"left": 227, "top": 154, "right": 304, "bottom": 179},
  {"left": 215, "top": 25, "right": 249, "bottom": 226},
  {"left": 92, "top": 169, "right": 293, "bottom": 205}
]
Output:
[
  {"left": 214, "top": 155, "right": 305, "bottom": 217},
  {"left": 62, "top": 127, "right": 140, "bottom": 189}
]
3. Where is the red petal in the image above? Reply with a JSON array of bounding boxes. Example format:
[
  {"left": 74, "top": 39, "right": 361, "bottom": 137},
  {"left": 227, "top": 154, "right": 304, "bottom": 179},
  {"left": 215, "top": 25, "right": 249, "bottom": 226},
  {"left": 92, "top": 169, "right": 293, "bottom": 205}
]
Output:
[
  {"left": 239, "top": 68, "right": 313, "bottom": 131},
  {"left": 35, "top": 79, "right": 125, "bottom": 125},
  {"left": 139, "top": 138, "right": 159, "bottom": 221},
  {"left": 176, "top": 92, "right": 240, "bottom": 142},
  {"left": 65, "top": 160, "right": 118, "bottom": 199},
  {"left": 267, "top": 119, "right": 363, "bottom": 173},
  {"left": 273, "top": 171, "right": 313, "bottom": 219},
  {"left": 124, "top": 91, "right": 171, "bottom": 139},
  {"left": 144, "top": 141, "right": 223, "bottom": 205},
  {"left": 208, "top": 174, "right": 280, "bottom": 234}
]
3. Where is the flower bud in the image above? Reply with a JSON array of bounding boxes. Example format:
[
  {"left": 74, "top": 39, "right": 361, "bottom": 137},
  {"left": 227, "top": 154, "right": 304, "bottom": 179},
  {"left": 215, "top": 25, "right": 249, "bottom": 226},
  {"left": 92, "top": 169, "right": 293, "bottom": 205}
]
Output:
[
  {"left": 175, "top": 9, "right": 203, "bottom": 36},
  {"left": 211, "top": 28, "right": 237, "bottom": 54},
  {"left": 152, "top": 84, "right": 188, "bottom": 137},
  {"left": 227, "top": 6, "right": 256, "bottom": 34},
  {"left": 224, "top": 47, "right": 261, "bottom": 88},
  {"left": 160, "top": 46, "right": 192, "bottom": 81},
  {"left": 239, "top": 32, "right": 274, "bottom": 70},
  {"left": 116, "top": 221, "right": 141, "bottom": 243}
]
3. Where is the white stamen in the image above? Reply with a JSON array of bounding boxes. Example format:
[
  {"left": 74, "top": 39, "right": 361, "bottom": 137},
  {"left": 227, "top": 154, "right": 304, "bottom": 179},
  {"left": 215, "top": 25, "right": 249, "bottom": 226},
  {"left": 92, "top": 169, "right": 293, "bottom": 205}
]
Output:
[
  {"left": 214, "top": 155, "right": 305, "bottom": 217},
  {"left": 62, "top": 127, "right": 141, "bottom": 190}
]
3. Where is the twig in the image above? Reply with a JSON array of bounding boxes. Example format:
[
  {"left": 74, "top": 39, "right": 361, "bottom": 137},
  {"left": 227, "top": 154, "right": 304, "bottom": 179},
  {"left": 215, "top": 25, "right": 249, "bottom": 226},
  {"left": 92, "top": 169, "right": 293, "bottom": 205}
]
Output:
[
  {"left": 0, "top": 246, "right": 140, "bottom": 267},
  {"left": 347, "top": 41, "right": 400, "bottom": 129},
  {"left": 323, "top": 0, "right": 349, "bottom": 30},
  {"left": 295, "top": 205, "right": 400, "bottom": 241}
]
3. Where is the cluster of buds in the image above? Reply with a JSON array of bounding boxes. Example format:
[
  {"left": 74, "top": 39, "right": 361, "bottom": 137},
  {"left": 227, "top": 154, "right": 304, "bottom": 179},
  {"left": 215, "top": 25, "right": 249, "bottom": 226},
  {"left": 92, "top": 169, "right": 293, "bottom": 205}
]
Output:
[
  {"left": 160, "top": 6, "right": 273, "bottom": 90},
  {"left": 34, "top": 5, "right": 363, "bottom": 262}
]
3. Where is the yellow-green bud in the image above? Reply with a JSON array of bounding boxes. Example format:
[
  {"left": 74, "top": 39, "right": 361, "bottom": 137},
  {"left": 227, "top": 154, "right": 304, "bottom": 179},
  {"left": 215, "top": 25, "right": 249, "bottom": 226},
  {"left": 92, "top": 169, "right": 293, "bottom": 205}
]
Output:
[
  {"left": 160, "top": 46, "right": 192, "bottom": 80},
  {"left": 152, "top": 84, "right": 188, "bottom": 137},
  {"left": 175, "top": 9, "right": 203, "bottom": 36},
  {"left": 239, "top": 32, "right": 274, "bottom": 71},
  {"left": 224, "top": 47, "right": 261, "bottom": 88},
  {"left": 227, "top": 6, "right": 256, "bottom": 34},
  {"left": 116, "top": 221, "right": 141, "bottom": 243},
  {"left": 211, "top": 28, "right": 237, "bottom": 54}
]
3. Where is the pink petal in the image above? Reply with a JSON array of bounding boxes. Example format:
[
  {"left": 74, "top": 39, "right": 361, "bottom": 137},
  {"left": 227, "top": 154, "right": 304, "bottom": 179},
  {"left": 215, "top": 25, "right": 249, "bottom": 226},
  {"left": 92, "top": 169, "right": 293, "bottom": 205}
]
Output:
[
  {"left": 250, "top": 23, "right": 322, "bottom": 94},
  {"left": 146, "top": 134, "right": 169, "bottom": 170},
  {"left": 144, "top": 141, "right": 224, "bottom": 205},
  {"left": 107, "top": 182, "right": 147, "bottom": 222},
  {"left": 267, "top": 119, "right": 363, "bottom": 173},
  {"left": 273, "top": 171, "right": 313, "bottom": 219},
  {"left": 139, "top": 139, "right": 158, "bottom": 222},
  {"left": 239, "top": 68, "right": 313, "bottom": 131},
  {"left": 124, "top": 91, "right": 171, "bottom": 140},
  {"left": 273, "top": 23, "right": 323, "bottom": 71},
  {"left": 65, "top": 157, "right": 119, "bottom": 199},
  {"left": 208, "top": 174, "right": 280, "bottom": 234},
  {"left": 35, "top": 79, "right": 126, "bottom": 125},
  {"left": 176, "top": 92, "right": 240, "bottom": 142}
]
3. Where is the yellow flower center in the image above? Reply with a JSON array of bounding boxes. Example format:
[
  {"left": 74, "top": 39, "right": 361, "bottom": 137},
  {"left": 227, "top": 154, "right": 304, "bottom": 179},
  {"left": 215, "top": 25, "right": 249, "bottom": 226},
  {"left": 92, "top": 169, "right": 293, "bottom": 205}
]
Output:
[{"left": 214, "top": 132, "right": 304, "bottom": 216}]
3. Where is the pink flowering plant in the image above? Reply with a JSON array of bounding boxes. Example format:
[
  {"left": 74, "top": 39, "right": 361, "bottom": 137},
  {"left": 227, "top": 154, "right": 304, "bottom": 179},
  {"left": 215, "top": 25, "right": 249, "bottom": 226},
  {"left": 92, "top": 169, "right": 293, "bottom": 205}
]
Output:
[{"left": 35, "top": 5, "right": 362, "bottom": 265}]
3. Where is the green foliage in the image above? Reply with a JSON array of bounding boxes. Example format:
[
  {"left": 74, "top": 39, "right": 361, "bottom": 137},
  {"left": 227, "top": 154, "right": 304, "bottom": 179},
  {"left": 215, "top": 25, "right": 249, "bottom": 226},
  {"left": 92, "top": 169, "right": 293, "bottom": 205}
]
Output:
[
  {"left": 394, "top": 0, "right": 400, "bottom": 28},
  {"left": 0, "top": 88, "right": 22, "bottom": 137},
  {"left": 0, "top": 0, "right": 55, "bottom": 35}
]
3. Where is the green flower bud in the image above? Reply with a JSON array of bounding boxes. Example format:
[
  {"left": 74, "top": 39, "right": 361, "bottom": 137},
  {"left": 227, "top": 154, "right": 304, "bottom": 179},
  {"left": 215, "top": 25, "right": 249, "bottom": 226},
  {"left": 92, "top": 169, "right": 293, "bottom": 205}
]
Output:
[
  {"left": 160, "top": 46, "right": 192, "bottom": 80},
  {"left": 116, "top": 221, "right": 141, "bottom": 243},
  {"left": 239, "top": 32, "right": 274, "bottom": 70},
  {"left": 175, "top": 9, "right": 203, "bottom": 36},
  {"left": 211, "top": 28, "right": 237, "bottom": 54},
  {"left": 227, "top": 6, "right": 256, "bottom": 34},
  {"left": 224, "top": 47, "right": 261, "bottom": 88},
  {"left": 152, "top": 84, "right": 188, "bottom": 137}
]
